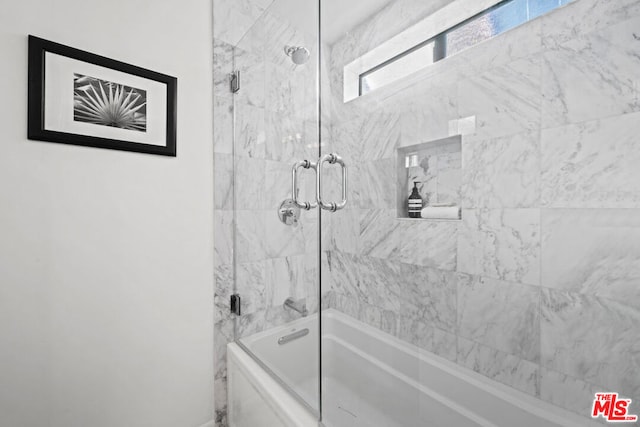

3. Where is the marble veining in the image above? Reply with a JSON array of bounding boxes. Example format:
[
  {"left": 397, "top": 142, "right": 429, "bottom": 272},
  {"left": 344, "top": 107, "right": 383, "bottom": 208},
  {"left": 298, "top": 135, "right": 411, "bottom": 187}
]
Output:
[
  {"left": 435, "top": 151, "right": 462, "bottom": 205},
  {"left": 213, "top": 40, "right": 234, "bottom": 100},
  {"left": 261, "top": 9, "right": 316, "bottom": 70},
  {"left": 213, "top": 0, "right": 273, "bottom": 46},
  {"left": 264, "top": 111, "right": 306, "bottom": 162},
  {"left": 359, "top": 209, "right": 458, "bottom": 271},
  {"left": 331, "top": 292, "right": 362, "bottom": 321},
  {"left": 450, "top": 19, "right": 543, "bottom": 82},
  {"left": 329, "top": 292, "right": 457, "bottom": 361},
  {"left": 541, "top": 112, "right": 640, "bottom": 208},
  {"left": 540, "top": 0, "right": 640, "bottom": 49},
  {"left": 263, "top": 209, "right": 306, "bottom": 258},
  {"left": 457, "top": 337, "right": 539, "bottom": 396},
  {"left": 457, "top": 275, "right": 540, "bottom": 363},
  {"left": 234, "top": 46, "right": 266, "bottom": 110},
  {"left": 264, "top": 160, "right": 292, "bottom": 211},
  {"left": 234, "top": 103, "right": 266, "bottom": 159},
  {"left": 213, "top": 97, "right": 233, "bottom": 155},
  {"left": 328, "top": 208, "right": 361, "bottom": 255},
  {"left": 214, "top": 210, "right": 234, "bottom": 266},
  {"left": 214, "top": 377, "right": 229, "bottom": 427},
  {"left": 333, "top": 109, "right": 400, "bottom": 161},
  {"left": 214, "top": 263, "right": 233, "bottom": 321},
  {"left": 539, "top": 368, "right": 604, "bottom": 417},
  {"left": 234, "top": 157, "right": 265, "bottom": 209},
  {"left": 461, "top": 131, "right": 540, "bottom": 209},
  {"left": 236, "top": 261, "right": 267, "bottom": 314},
  {"left": 327, "top": 250, "right": 457, "bottom": 332},
  {"left": 265, "top": 59, "right": 313, "bottom": 119},
  {"left": 457, "top": 209, "right": 541, "bottom": 286},
  {"left": 265, "top": 255, "right": 307, "bottom": 308},
  {"left": 351, "top": 159, "right": 396, "bottom": 210},
  {"left": 214, "top": 154, "right": 234, "bottom": 210},
  {"left": 541, "top": 209, "right": 640, "bottom": 307},
  {"left": 214, "top": 317, "right": 234, "bottom": 380},
  {"left": 398, "top": 315, "right": 457, "bottom": 362},
  {"left": 541, "top": 289, "right": 640, "bottom": 400},
  {"left": 400, "top": 84, "right": 458, "bottom": 145},
  {"left": 541, "top": 15, "right": 640, "bottom": 128},
  {"left": 458, "top": 56, "right": 542, "bottom": 140},
  {"left": 235, "top": 210, "right": 266, "bottom": 263}
]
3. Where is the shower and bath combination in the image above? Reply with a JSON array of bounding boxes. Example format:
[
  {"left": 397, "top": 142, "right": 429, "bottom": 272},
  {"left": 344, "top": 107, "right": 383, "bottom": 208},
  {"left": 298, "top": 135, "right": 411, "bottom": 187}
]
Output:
[{"left": 220, "top": 0, "right": 634, "bottom": 426}]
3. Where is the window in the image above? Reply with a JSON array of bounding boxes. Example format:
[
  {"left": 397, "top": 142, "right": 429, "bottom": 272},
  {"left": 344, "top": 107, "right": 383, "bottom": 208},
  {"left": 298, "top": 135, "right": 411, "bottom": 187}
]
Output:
[
  {"left": 361, "top": 41, "right": 435, "bottom": 96},
  {"left": 357, "top": 0, "right": 572, "bottom": 97}
]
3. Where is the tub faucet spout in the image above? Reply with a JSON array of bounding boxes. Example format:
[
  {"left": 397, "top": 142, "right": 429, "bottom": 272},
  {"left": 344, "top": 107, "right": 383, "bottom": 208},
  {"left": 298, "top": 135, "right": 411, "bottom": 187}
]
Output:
[{"left": 284, "top": 297, "right": 308, "bottom": 316}]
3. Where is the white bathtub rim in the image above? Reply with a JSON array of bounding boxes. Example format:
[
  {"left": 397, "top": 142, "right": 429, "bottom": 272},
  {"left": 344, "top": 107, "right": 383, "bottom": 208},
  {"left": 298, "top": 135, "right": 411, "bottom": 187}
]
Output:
[
  {"left": 235, "top": 336, "right": 318, "bottom": 411},
  {"left": 239, "top": 312, "right": 319, "bottom": 347},
  {"left": 228, "top": 342, "right": 318, "bottom": 427},
  {"left": 325, "top": 334, "right": 496, "bottom": 427},
  {"left": 323, "top": 310, "right": 598, "bottom": 427},
  {"left": 237, "top": 309, "right": 598, "bottom": 427}
]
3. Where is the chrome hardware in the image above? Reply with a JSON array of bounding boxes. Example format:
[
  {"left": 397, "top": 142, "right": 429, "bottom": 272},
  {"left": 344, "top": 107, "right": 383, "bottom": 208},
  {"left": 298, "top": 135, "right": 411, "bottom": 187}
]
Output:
[
  {"left": 292, "top": 160, "right": 317, "bottom": 210},
  {"left": 278, "top": 199, "right": 300, "bottom": 226},
  {"left": 278, "top": 328, "right": 309, "bottom": 345},
  {"left": 284, "top": 46, "right": 310, "bottom": 65},
  {"left": 316, "top": 153, "right": 347, "bottom": 212},
  {"left": 229, "top": 71, "right": 240, "bottom": 93},
  {"left": 283, "top": 297, "right": 308, "bottom": 316},
  {"left": 230, "top": 294, "right": 241, "bottom": 316}
]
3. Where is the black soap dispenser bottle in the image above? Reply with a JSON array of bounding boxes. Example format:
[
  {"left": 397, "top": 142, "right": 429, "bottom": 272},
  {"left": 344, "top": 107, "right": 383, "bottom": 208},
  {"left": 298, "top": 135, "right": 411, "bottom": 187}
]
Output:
[{"left": 408, "top": 181, "right": 423, "bottom": 218}]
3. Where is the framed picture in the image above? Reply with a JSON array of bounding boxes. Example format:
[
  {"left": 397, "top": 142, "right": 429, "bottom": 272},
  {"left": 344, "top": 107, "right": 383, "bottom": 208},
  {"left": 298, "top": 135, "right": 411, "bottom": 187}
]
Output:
[{"left": 28, "top": 35, "right": 177, "bottom": 156}]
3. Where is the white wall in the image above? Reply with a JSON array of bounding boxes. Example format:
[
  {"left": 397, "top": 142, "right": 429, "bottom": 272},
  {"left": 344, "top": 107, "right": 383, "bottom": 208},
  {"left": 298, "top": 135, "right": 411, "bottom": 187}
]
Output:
[{"left": 0, "top": 1, "right": 215, "bottom": 426}]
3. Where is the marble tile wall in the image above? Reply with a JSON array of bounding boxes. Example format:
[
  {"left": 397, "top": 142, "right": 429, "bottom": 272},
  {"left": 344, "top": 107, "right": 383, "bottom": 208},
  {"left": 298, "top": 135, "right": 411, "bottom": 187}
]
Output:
[
  {"left": 324, "top": 0, "right": 640, "bottom": 422},
  {"left": 214, "top": 0, "right": 640, "bottom": 424}
]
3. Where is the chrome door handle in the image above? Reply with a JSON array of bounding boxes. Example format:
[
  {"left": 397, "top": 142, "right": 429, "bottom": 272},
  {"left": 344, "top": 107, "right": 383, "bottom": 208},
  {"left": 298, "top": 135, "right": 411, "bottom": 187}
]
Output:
[
  {"left": 292, "top": 160, "right": 317, "bottom": 210},
  {"left": 316, "top": 153, "right": 347, "bottom": 212}
]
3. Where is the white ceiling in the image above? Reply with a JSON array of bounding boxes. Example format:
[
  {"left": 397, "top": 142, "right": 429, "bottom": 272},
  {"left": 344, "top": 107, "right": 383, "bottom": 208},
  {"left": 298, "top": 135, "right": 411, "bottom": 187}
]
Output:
[{"left": 269, "top": 0, "right": 393, "bottom": 45}]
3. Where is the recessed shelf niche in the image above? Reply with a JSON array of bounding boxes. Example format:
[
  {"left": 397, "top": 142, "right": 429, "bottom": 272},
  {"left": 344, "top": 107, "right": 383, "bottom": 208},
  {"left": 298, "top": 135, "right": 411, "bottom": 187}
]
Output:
[{"left": 396, "top": 135, "right": 462, "bottom": 220}]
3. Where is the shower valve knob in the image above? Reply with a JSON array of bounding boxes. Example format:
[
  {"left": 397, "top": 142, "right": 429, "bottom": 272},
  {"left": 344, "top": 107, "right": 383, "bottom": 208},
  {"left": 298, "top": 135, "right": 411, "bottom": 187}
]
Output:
[{"left": 278, "top": 199, "right": 300, "bottom": 227}]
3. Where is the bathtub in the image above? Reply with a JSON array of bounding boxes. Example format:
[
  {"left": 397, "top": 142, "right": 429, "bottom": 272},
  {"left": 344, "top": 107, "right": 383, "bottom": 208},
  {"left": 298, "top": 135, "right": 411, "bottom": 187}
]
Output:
[{"left": 228, "top": 309, "right": 598, "bottom": 427}]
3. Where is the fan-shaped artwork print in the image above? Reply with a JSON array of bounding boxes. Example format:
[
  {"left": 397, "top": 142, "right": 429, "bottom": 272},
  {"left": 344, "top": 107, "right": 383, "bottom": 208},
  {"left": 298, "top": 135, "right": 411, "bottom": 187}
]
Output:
[{"left": 73, "top": 74, "right": 147, "bottom": 132}]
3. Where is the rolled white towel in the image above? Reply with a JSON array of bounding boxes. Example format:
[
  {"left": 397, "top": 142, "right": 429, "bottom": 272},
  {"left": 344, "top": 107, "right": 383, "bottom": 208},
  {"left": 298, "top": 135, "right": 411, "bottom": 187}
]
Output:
[{"left": 420, "top": 206, "right": 461, "bottom": 220}]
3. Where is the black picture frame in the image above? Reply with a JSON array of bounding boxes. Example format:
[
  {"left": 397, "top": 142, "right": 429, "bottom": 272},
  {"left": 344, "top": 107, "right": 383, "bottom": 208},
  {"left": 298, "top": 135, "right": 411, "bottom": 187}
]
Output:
[{"left": 27, "top": 35, "right": 177, "bottom": 156}]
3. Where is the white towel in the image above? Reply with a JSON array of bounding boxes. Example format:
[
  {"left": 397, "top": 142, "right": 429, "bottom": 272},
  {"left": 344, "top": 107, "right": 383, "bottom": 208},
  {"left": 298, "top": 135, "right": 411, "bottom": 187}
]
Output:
[{"left": 420, "top": 206, "right": 461, "bottom": 220}]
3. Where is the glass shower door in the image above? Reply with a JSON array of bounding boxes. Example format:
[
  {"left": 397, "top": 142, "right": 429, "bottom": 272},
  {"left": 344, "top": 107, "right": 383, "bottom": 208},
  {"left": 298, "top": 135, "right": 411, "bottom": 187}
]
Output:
[
  {"left": 230, "top": 0, "right": 322, "bottom": 416},
  {"left": 317, "top": 0, "right": 425, "bottom": 425}
]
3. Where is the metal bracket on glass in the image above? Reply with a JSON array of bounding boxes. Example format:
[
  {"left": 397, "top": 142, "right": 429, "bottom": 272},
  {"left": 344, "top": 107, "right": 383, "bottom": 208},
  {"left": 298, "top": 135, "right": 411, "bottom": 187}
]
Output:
[
  {"left": 316, "top": 153, "right": 347, "bottom": 212},
  {"left": 229, "top": 70, "right": 240, "bottom": 93},
  {"left": 291, "top": 160, "right": 318, "bottom": 210},
  {"left": 230, "top": 294, "right": 241, "bottom": 316}
]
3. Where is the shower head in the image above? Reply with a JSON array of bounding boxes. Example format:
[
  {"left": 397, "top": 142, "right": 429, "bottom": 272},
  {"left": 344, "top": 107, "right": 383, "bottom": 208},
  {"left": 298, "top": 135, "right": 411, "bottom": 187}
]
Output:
[{"left": 284, "top": 45, "right": 310, "bottom": 65}]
